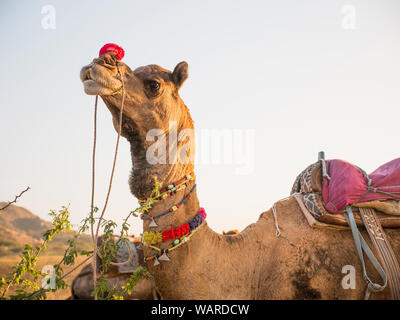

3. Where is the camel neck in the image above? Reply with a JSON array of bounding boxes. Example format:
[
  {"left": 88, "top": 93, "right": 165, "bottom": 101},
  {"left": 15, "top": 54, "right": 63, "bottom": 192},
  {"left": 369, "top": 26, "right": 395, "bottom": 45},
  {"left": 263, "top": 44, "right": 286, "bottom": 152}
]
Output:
[
  {"left": 142, "top": 178, "right": 200, "bottom": 234},
  {"left": 126, "top": 104, "right": 195, "bottom": 199},
  {"left": 141, "top": 178, "right": 205, "bottom": 266}
]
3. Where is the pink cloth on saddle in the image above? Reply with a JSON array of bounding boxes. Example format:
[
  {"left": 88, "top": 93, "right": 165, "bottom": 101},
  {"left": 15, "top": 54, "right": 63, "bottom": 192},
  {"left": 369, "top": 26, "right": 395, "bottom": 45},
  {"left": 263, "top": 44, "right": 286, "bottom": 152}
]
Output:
[{"left": 322, "top": 158, "right": 400, "bottom": 213}]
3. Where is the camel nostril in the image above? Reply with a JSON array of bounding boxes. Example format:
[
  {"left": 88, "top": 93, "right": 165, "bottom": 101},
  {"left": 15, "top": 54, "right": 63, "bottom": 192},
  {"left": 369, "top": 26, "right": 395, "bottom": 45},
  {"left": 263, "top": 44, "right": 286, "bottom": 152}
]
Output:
[
  {"left": 80, "top": 65, "right": 93, "bottom": 83},
  {"left": 86, "top": 68, "right": 91, "bottom": 81}
]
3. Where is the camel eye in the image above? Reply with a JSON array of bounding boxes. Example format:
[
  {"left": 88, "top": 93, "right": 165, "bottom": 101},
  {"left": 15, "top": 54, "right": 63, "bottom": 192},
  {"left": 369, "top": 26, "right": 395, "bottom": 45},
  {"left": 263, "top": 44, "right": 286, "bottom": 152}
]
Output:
[{"left": 147, "top": 80, "right": 160, "bottom": 91}]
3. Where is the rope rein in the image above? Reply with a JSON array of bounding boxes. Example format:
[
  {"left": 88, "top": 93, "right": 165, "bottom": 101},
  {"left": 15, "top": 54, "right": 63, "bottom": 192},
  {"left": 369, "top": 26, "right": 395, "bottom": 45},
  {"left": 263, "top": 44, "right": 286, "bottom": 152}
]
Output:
[
  {"left": 90, "top": 95, "right": 98, "bottom": 242},
  {"left": 95, "top": 65, "right": 125, "bottom": 238},
  {"left": 91, "top": 62, "right": 126, "bottom": 299},
  {"left": 90, "top": 95, "right": 98, "bottom": 299}
]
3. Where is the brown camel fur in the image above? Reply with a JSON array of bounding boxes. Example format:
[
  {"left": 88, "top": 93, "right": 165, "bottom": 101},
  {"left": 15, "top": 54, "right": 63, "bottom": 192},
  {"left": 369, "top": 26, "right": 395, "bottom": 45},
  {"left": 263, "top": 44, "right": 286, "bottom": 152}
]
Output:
[{"left": 80, "top": 53, "right": 400, "bottom": 299}]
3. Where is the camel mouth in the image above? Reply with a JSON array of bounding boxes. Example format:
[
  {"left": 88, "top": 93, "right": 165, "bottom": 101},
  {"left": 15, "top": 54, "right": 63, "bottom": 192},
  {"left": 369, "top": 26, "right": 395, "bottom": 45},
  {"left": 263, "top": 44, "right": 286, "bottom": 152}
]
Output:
[
  {"left": 80, "top": 63, "right": 122, "bottom": 96},
  {"left": 82, "top": 78, "right": 121, "bottom": 96}
]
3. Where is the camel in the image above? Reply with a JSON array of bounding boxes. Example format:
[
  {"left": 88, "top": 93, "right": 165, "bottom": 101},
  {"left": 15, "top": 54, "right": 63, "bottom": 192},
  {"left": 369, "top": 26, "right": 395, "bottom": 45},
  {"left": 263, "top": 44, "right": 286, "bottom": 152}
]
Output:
[{"left": 80, "top": 52, "right": 400, "bottom": 299}]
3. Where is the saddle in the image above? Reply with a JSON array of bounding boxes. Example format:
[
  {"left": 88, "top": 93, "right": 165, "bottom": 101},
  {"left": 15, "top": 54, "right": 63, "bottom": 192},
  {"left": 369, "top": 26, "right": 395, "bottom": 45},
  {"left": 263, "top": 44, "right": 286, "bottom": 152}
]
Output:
[
  {"left": 292, "top": 153, "right": 400, "bottom": 299},
  {"left": 71, "top": 236, "right": 152, "bottom": 299},
  {"left": 95, "top": 235, "right": 143, "bottom": 275}
]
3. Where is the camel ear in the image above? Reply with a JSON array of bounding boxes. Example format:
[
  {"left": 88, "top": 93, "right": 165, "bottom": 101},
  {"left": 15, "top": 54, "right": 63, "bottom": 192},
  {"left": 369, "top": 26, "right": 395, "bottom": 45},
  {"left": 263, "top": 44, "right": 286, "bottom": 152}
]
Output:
[{"left": 172, "top": 61, "right": 188, "bottom": 89}]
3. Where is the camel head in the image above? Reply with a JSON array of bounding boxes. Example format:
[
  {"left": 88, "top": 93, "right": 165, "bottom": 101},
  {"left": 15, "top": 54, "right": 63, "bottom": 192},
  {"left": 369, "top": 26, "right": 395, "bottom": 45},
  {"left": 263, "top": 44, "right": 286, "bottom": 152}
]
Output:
[
  {"left": 80, "top": 52, "right": 194, "bottom": 196},
  {"left": 80, "top": 52, "right": 191, "bottom": 135}
]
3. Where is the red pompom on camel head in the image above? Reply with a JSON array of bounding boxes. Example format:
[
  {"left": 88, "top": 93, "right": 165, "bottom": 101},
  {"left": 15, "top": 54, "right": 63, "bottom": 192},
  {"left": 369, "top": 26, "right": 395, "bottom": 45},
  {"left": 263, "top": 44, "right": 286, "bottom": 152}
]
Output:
[{"left": 99, "top": 43, "right": 124, "bottom": 60}]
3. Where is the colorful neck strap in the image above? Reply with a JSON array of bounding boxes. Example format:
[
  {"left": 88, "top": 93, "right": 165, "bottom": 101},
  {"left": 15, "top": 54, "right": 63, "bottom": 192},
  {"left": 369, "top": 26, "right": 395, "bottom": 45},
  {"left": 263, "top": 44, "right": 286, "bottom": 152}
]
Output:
[
  {"left": 138, "top": 173, "right": 194, "bottom": 204},
  {"left": 140, "top": 183, "right": 197, "bottom": 227},
  {"left": 143, "top": 207, "right": 206, "bottom": 245},
  {"left": 143, "top": 208, "right": 206, "bottom": 265}
]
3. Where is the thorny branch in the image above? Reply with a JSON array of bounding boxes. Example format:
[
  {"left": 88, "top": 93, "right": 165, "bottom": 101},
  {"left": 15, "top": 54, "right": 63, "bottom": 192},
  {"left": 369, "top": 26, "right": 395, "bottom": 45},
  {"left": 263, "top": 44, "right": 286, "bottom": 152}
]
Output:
[{"left": 0, "top": 186, "right": 31, "bottom": 211}]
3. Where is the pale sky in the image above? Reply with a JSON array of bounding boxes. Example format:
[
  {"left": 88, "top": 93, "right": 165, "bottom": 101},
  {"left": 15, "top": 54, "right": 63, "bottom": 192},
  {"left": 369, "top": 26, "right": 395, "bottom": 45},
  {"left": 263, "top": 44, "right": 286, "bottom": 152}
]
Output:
[{"left": 1, "top": 0, "right": 399, "bottom": 236}]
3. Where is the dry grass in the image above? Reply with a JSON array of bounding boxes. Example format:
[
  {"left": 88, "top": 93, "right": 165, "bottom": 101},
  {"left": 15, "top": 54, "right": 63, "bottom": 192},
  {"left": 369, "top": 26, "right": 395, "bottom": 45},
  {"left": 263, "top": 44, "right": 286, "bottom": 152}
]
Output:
[{"left": 0, "top": 254, "right": 90, "bottom": 300}]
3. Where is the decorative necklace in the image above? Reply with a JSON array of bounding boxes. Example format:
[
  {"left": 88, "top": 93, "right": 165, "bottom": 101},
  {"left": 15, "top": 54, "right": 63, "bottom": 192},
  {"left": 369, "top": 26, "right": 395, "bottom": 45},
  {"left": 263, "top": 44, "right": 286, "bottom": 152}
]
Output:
[
  {"left": 140, "top": 184, "right": 197, "bottom": 227},
  {"left": 138, "top": 172, "right": 194, "bottom": 204},
  {"left": 143, "top": 208, "right": 207, "bottom": 265}
]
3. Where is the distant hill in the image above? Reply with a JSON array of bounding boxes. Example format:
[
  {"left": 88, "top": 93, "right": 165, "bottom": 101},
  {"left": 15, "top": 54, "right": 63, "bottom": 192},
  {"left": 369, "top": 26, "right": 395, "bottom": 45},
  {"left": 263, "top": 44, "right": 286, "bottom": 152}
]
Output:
[{"left": 0, "top": 202, "right": 92, "bottom": 257}]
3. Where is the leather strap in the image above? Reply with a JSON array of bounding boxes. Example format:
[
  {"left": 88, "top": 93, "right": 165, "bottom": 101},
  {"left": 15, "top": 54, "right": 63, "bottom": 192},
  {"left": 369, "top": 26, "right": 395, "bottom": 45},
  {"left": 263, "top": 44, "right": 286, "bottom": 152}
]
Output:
[
  {"left": 345, "top": 207, "right": 387, "bottom": 299},
  {"left": 358, "top": 207, "right": 400, "bottom": 300}
]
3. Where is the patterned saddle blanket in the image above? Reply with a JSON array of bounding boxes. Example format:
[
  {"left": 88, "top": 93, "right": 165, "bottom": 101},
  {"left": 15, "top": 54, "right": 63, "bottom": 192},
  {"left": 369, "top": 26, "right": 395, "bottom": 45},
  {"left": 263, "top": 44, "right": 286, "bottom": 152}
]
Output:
[{"left": 291, "top": 161, "right": 400, "bottom": 229}]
